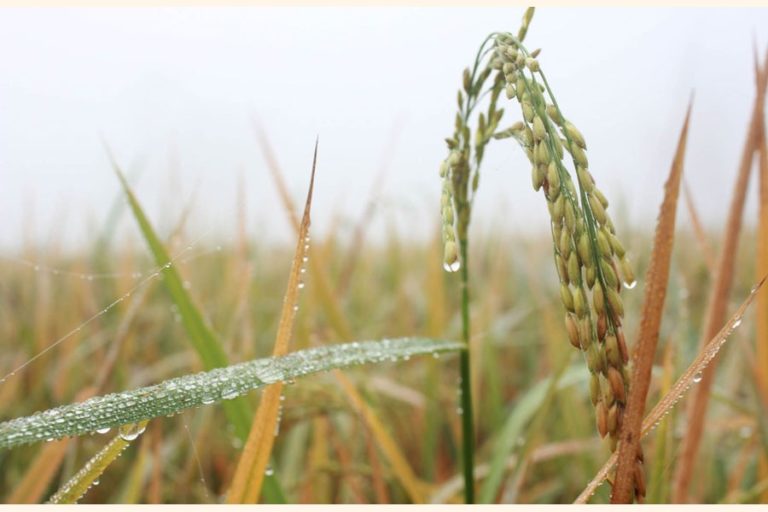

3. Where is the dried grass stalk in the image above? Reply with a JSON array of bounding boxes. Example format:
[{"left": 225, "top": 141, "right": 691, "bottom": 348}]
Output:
[
  {"left": 611, "top": 103, "right": 692, "bottom": 503},
  {"left": 672, "top": 51, "right": 768, "bottom": 503}
]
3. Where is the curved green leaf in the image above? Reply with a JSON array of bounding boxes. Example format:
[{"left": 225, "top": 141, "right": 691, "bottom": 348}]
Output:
[{"left": 0, "top": 338, "right": 461, "bottom": 450}]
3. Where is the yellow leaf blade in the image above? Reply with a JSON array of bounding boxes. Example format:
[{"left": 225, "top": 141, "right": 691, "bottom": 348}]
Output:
[{"left": 227, "top": 140, "right": 317, "bottom": 504}]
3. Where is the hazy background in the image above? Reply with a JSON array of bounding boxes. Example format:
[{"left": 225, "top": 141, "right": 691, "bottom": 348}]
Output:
[{"left": 1, "top": 7, "right": 767, "bottom": 250}]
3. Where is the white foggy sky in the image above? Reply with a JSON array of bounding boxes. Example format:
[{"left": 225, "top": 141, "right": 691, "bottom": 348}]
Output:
[{"left": 1, "top": 7, "right": 767, "bottom": 250}]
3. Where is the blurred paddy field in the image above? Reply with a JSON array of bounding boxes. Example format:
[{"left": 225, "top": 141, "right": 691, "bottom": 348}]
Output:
[{"left": 0, "top": 203, "right": 764, "bottom": 503}]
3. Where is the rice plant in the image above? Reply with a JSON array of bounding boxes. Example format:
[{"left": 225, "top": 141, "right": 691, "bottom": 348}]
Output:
[{"left": 1, "top": 6, "right": 767, "bottom": 505}]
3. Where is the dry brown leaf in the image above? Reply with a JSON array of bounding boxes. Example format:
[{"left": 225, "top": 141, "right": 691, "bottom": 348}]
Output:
[
  {"left": 575, "top": 276, "right": 766, "bottom": 503},
  {"left": 755, "top": 45, "right": 768, "bottom": 503},
  {"left": 756, "top": 54, "right": 768, "bottom": 407},
  {"left": 672, "top": 50, "right": 768, "bottom": 502},
  {"left": 611, "top": 103, "right": 692, "bottom": 503}
]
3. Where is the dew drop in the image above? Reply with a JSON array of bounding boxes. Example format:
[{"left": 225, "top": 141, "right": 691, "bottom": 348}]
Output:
[
  {"left": 623, "top": 279, "right": 637, "bottom": 290},
  {"left": 221, "top": 387, "right": 238, "bottom": 400},
  {"left": 298, "top": 281, "right": 305, "bottom": 289},
  {"left": 118, "top": 423, "right": 146, "bottom": 441},
  {"left": 265, "top": 466, "right": 274, "bottom": 476},
  {"left": 201, "top": 396, "right": 215, "bottom": 405},
  {"left": 96, "top": 427, "right": 111, "bottom": 434},
  {"left": 732, "top": 317, "right": 742, "bottom": 328},
  {"left": 457, "top": 407, "right": 464, "bottom": 415},
  {"left": 443, "top": 260, "right": 461, "bottom": 273},
  {"left": 292, "top": 304, "right": 299, "bottom": 312},
  {"left": 93, "top": 479, "right": 100, "bottom": 486},
  {"left": 693, "top": 372, "right": 703, "bottom": 383}
]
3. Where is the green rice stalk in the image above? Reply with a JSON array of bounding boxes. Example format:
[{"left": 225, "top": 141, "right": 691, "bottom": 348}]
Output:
[{"left": 47, "top": 421, "right": 149, "bottom": 504}]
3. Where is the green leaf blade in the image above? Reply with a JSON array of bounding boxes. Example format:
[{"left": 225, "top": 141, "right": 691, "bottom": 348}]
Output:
[{"left": 0, "top": 338, "right": 462, "bottom": 450}]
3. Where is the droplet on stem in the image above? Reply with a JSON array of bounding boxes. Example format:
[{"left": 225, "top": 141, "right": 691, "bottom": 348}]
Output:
[{"left": 443, "top": 260, "right": 461, "bottom": 273}]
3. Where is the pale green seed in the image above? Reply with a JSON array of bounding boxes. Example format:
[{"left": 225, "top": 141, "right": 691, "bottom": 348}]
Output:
[
  {"left": 606, "top": 287, "right": 624, "bottom": 318},
  {"left": 564, "top": 121, "right": 586, "bottom": 149},
  {"left": 547, "top": 161, "right": 560, "bottom": 193},
  {"left": 609, "top": 233, "right": 626, "bottom": 258},
  {"left": 593, "top": 284, "right": 605, "bottom": 314},
  {"left": 571, "top": 144, "right": 588, "bottom": 168},
  {"left": 620, "top": 257, "right": 636, "bottom": 288},
  {"left": 532, "top": 165, "right": 545, "bottom": 191},
  {"left": 560, "top": 284, "right": 574, "bottom": 312},
  {"left": 574, "top": 287, "right": 587, "bottom": 317},
  {"left": 588, "top": 194, "right": 607, "bottom": 225},
  {"left": 600, "top": 259, "right": 618, "bottom": 289},
  {"left": 567, "top": 252, "right": 580, "bottom": 284},
  {"left": 596, "top": 229, "right": 612, "bottom": 257}
]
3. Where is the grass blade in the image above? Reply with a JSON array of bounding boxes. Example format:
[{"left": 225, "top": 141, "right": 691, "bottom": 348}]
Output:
[
  {"left": 756, "top": 47, "right": 768, "bottom": 409},
  {"left": 611, "top": 103, "right": 692, "bottom": 503},
  {"left": 757, "top": 47, "right": 768, "bottom": 502},
  {"left": 479, "top": 363, "right": 587, "bottom": 503},
  {"left": 575, "top": 277, "right": 766, "bottom": 503},
  {"left": 682, "top": 181, "right": 715, "bottom": 273},
  {"left": 256, "top": 131, "right": 432, "bottom": 503},
  {"left": 7, "top": 439, "right": 70, "bottom": 503},
  {"left": 333, "top": 370, "right": 431, "bottom": 503},
  {"left": 0, "top": 338, "right": 462, "bottom": 450},
  {"left": 108, "top": 152, "right": 252, "bottom": 439},
  {"left": 254, "top": 128, "right": 351, "bottom": 336},
  {"left": 107, "top": 144, "right": 294, "bottom": 502},
  {"left": 46, "top": 421, "right": 148, "bottom": 504},
  {"left": 646, "top": 341, "right": 676, "bottom": 503},
  {"left": 226, "top": 140, "right": 317, "bottom": 503},
  {"left": 672, "top": 53, "right": 768, "bottom": 502}
]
